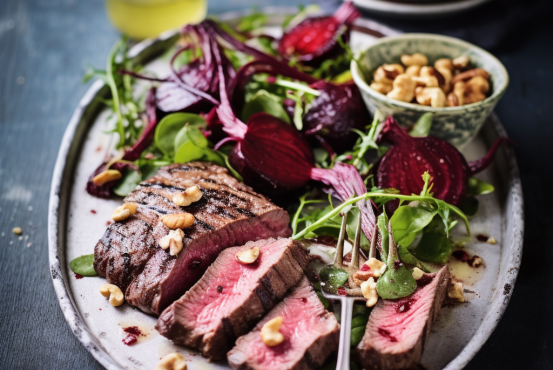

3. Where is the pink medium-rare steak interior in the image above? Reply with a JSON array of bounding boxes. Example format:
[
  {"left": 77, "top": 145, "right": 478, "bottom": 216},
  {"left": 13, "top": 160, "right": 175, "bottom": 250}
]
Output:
[
  {"left": 227, "top": 277, "right": 339, "bottom": 370},
  {"left": 356, "top": 266, "right": 451, "bottom": 370},
  {"left": 156, "top": 238, "right": 310, "bottom": 360},
  {"left": 94, "top": 162, "right": 291, "bottom": 315}
]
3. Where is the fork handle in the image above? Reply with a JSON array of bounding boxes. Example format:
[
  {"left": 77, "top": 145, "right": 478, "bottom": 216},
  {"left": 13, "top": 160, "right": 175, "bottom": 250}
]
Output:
[{"left": 336, "top": 297, "right": 354, "bottom": 370}]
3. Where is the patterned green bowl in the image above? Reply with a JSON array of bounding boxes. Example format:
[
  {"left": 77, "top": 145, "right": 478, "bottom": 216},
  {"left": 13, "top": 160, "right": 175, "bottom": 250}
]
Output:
[{"left": 351, "top": 33, "right": 509, "bottom": 148}]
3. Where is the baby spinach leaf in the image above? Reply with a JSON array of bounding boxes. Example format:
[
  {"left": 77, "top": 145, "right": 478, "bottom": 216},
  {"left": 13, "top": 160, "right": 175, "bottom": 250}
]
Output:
[
  {"left": 351, "top": 327, "right": 366, "bottom": 347},
  {"left": 154, "top": 113, "right": 206, "bottom": 158},
  {"left": 241, "top": 90, "right": 290, "bottom": 124},
  {"left": 410, "top": 112, "right": 434, "bottom": 137},
  {"left": 352, "top": 314, "right": 369, "bottom": 328},
  {"left": 319, "top": 266, "right": 349, "bottom": 294},
  {"left": 466, "top": 177, "right": 495, "bottom": 196},
  {"left": 409, "top": 229, "right": 454, "bottom": 264},
  {"left": 70, "top": 254, "right": 97, "bottom": 276},
  {"left": 174, "top": 140, "right": 205, "bottom": 164},
  {"left": 390, "top": 205, "right": 436, "bottom": 248},
  {"left": 376, "top": 221, "right": 417, "bottom": 299},
  {"left": 398, "top": 244, "right": 429, "bottom": 272},
  {"left": 113, "top": 167, "right": 141, "bottom": 197},
  {"left": 376, "top": 265, "right": 417, "bottom": 299}
]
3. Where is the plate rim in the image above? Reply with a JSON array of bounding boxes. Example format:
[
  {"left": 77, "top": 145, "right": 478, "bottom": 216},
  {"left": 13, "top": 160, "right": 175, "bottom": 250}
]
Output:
[
  {"left": 352, "top": 0, "right": 492, "bottom": 17},
  {"left": 48, "top": 11, "right": 524, "bottom": 370}
]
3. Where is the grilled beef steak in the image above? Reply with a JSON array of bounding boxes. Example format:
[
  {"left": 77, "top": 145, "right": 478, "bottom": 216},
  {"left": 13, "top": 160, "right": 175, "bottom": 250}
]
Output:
[
  {"left": 355, "top": 266, "right": 451, "bottom": 370},
  {"left": 227, "top": 277, "right": 339, "bottom": 370},
  {"left": 156, "top": 238, "right": 310, "bottom": 360},
  {"left": 94, "top": 162, "right": 291, "bottom": 315}
]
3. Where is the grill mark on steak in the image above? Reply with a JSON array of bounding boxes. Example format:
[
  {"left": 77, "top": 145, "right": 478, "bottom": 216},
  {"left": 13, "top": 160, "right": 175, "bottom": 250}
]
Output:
[
  {"left": 255, "top": 284, "right": 275, "bottom": 311},
  {"left": 95, "top": 162, "right": 291, "bottom": 315},
  {"left": 166, "top": 164, "right": 202, "bottom": 173},
  {"left": 139, "top": 182, "right": 187, "bottom": 192},
  {"left": 221, "top": 318, "right": 237, "bottom": 346}
]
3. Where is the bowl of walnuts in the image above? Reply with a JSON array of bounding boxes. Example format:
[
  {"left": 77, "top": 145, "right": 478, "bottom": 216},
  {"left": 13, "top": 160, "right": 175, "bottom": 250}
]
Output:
[{"left": 351, "top": 33, "right": 509, "bottom": 148}]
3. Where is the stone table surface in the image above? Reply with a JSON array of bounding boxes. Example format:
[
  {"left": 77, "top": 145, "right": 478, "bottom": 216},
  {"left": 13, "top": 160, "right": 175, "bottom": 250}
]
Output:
[{"left": 0, "top": 0, "right": 552, "bottom": 369}]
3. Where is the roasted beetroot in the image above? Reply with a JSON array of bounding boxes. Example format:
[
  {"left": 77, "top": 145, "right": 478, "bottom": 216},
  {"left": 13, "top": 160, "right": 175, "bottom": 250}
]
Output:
[
  {"left": 377, "top": 117, "right": 512, "bottom": 206},
  {"left": 156, "top": 24, "right": 233, "bottom": 113},
  {"left": 277, "top": 1, "right": 359, "bottom": 63},
  {"left": 303, "top": 81, "right": 370, "bottom": 152}
]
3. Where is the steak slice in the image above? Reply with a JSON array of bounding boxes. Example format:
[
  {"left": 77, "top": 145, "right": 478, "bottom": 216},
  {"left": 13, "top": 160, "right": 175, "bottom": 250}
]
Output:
[
  {"left": 156, "top": 238, "right": 310, "bottom": 360},
  {"left": 227, "top": 277, "right": 339, "bottom": 370},
  {"left": 355, "top": 266, "right": 451, "bottom": 370},
  {"left": 94, "top": 162, "right": 291, "bottom": 315}
]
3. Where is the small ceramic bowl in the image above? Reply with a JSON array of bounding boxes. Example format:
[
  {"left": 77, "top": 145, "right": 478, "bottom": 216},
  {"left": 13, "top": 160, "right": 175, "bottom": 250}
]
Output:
[{"left": 351, "top": 33, "right": 509, "bottom": 148}]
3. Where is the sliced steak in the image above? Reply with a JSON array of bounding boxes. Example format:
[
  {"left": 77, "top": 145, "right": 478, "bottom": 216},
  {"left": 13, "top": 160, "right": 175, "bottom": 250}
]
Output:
[
  {"left": 156, "top": 238, "right": 310, "bottom": 360},
  {"left": 227, "top": 277, "right": 339, "bottom": 370},
  {"left": 355, "top": 266, "right": 451, "bottom": 370},
  {"left": 94, "top": 162, "right": 291, "bottom": 315}
]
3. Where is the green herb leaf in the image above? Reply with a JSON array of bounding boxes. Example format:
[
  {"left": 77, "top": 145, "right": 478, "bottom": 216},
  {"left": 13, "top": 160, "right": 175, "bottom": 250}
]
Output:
[
  {"left": 391, "top": 204, "right": 437, "bottom": 248},
  {"left": 236, "top": 12, "right": 267, "bottom": 33},
  {"left": 376, "top": 264, "right": 417, "bottom": 299},
  {"left": 409, "top": 228, "right": 454, "bottom": 264},
  {"left": 174, "top": 140, "right": 206, "bottom": 164},
  {"left": 351, "top": 327, "right": 366, "bottom": 347},
  {"left": 398, "top": 244, "right": 429, "bottom": 272},
  {"left": 466, "top": 177, "right": 495, "bottom": 196},
  {"left": 113, "top": 167, "right": 141, "bottom": 197},
  {"left": 376, "top": 221, "right": 417, "bottom": 299},
  {"left": 70, "top": 254, "right": 97, "bottom": 276},
  {"left": 319, "top": 266, "right": 349, "bottom": 294},
  {"left": 377, "top": 213, "right": 389, "bottom": 261},
  {"left": 410, "top": 113, "right": 434, "bottom": 137},
  {"left": 241, "top": 90, "right": 290, "bottom": 123},
  {"left": 154, "top": 113, "right": 206, "bottom": 158}
]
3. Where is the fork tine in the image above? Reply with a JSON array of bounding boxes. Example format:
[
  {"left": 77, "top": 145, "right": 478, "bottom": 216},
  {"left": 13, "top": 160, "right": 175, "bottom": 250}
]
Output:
[
  {"left": 369, "top": 222, "right": 378, "bottom": 259},
  {"left": 350, "top": 210, "right": 362, "bottom": 270},
  {"left": 334, "top": 215, "right": 347, "bottom": 268}
]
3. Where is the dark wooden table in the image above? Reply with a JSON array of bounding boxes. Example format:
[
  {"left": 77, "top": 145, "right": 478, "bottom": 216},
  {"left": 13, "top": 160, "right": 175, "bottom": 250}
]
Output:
[{"left": 0, "top": 0, "right": 551, "bottom": 368}]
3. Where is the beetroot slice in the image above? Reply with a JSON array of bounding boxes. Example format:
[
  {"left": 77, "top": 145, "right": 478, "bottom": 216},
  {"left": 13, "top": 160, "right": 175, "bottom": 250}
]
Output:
[
  {"left": 303, "top": 81, "right": 370, "bottom": 152},
  {"left": 377, "top": 117, "right": 468, "bottom": 206},
  {"left": 278, "top": 1, "right": 360, "bottom": 62},
  {"left": 231, "top": 113, "right": 315, "bottom": 192}
]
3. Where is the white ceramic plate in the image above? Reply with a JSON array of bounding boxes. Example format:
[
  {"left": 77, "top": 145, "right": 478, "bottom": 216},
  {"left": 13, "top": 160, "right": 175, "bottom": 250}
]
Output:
[
  {"left": 352, "top": 0, "right": 492, "bottom": 20},
  {"left": 48, "top": 10, "right": 523, "bottom": 370}
]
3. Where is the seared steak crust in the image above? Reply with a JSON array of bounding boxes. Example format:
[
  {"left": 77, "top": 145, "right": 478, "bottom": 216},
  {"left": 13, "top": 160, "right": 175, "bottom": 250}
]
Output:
[
  {"left": 156, "top": 238, "right": 310, "bottom": 360},
  {"left": 94, "top": 162, "right": 291, "bottom": 315}
]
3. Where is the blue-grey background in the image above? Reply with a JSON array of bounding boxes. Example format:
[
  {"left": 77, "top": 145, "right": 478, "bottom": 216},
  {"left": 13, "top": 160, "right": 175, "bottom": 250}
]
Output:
[{"left": 0, "top": 0, "right": 551, "bottom": 368}]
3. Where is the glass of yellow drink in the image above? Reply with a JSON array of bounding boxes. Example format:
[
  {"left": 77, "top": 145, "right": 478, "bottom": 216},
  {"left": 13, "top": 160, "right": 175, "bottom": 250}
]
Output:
[{"left": 105, "top": 0, "right": 207, "bottom": 39}]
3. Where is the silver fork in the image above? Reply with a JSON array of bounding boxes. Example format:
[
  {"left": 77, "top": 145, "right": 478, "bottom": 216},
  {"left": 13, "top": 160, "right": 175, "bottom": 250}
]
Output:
[{"left": 321, "top": 212, "right": 376, "bottom": 370}]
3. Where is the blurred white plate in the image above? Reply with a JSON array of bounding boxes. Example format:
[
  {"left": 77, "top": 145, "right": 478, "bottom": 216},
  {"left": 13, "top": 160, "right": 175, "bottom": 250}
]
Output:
[{"left": 352, "top": 0, "right": 492, "bottom": 19}]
